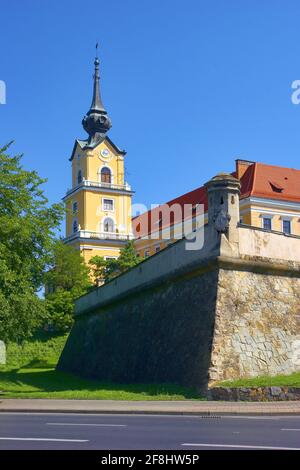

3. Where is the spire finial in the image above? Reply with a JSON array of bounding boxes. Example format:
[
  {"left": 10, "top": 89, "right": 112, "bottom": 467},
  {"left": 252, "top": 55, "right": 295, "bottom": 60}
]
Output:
[{"left": 82, "top": 45, "right": 112, "bottom": 147}]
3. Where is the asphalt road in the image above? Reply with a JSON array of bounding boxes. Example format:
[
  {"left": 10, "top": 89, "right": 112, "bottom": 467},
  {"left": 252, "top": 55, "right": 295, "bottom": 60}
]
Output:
[{"left": 0, "top": 412, "right": 300, "bottom": 450}]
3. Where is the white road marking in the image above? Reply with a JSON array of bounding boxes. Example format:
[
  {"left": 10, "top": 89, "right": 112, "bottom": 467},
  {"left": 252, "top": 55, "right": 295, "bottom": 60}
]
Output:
[
  {"left": 47, "top": 422, "right": 127, "bottom": 427},
  {"left": 0, "top": 437, "right": 88, "bottom": 442},
  {"left": 221, "top": 416, "right": 280, "bottom": 420},
  {"left": 182, "top": 443, "right": 300, "bottom": 450},
  {"left": 281, "top": 428, "right": 300, "bottom": 432}
]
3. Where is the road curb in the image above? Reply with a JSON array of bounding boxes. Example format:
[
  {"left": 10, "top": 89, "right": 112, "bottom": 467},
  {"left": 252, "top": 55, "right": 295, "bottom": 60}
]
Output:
[
  {"left": 0, "top": 410, "right": 300, "bottom": 416},
  {"left": 1, "top": 398, "right": 300, "bottom": 416}
]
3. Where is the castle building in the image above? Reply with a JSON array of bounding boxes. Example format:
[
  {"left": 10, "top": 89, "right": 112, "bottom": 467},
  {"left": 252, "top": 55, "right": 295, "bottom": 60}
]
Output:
[
  {"left": 64, "top": 52, "right": 300, "bottom": 266},
  {"left": 59, "top": 169, "right": 300, "bottom": 389},
  {"left": 133, "top": 159, "right": 300, "bottom": 257},
  {"left": 59, "top": 53, "right": 300, "bottom": 390},
  {"left": 63, "top": 53, "right": 134, "bottom": 265}
]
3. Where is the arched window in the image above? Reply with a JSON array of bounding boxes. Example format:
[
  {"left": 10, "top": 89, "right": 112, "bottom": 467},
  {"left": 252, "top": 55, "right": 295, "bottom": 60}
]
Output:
[
  {"left": 77, "top": 170, "right": 82, "bottom": 184},
  {"left": 103, "top": 217, "right": 114, "bottom": 233},
  {"left": 73, "top": 220, "right": 78, "bottom": 233},
  {"left": 101, "top": 167, "right": 111, "bottom": 184}
]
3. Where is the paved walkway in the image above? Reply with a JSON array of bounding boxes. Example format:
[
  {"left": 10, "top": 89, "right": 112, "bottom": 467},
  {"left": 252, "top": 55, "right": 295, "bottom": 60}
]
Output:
[{"left": 0, "top": 399, "right": 300, "bottom": 415}]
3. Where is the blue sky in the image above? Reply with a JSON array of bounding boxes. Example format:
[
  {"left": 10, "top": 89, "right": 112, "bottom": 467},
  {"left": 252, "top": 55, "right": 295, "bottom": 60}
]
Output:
[{"left": 1, "top": 0, "right": 300, "bottom": 229}]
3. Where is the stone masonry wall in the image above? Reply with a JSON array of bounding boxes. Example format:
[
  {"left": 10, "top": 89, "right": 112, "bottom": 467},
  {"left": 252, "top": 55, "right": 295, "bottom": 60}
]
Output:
[
  {"left": 59, "top": 255, "right": 300, "bottom": 391},
  {"left": 58, "top": 173, "right": 300, "bottom": 393},
  {"left": 58, "top": 269, "right": 219, "bottom": 392},
  {"left": 209, "top": 261, "right": 300, "bottom": 383}
]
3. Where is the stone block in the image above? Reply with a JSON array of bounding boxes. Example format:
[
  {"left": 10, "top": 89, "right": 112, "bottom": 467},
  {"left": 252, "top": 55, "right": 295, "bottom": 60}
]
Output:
[{"left": 270, "top": 386, "right": 281, "bottom": 397}]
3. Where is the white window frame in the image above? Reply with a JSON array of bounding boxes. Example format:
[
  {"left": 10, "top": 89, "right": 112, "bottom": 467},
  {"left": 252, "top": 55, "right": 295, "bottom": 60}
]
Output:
[
  {"left": 102, "top": 216, "right": 116, "bottom": 233},
  {"left": 281, "top": 217, "right": 292, "bottom": 234},
  {"left": 260, "top": 214, "right": 273, "bottom": 230},
  {"left": 102, "top": 197, "right": 115, "bottom": 212}
]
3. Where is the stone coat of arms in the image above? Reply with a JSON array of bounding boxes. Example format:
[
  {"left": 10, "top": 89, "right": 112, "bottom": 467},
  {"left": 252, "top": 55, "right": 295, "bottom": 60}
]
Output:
[{"left": 214, "top": 209, "right": 231, "bottom": 233}]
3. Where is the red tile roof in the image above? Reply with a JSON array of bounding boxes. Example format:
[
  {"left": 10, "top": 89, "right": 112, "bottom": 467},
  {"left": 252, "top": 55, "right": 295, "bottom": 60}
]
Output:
[
  {"left": 132, "top": 186, "right": 207, "bottom": 239},
  {"left": 133, "top": 161, "right": 300, "bottom": 240},
  {"left": 240, "top": 162, "right": 300, "bottom": 203}
]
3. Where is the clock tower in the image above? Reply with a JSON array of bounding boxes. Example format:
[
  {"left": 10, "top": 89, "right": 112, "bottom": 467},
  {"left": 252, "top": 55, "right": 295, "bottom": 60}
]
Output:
[{"left": 63, "top": 49, "right": 134, "bottom": 267}]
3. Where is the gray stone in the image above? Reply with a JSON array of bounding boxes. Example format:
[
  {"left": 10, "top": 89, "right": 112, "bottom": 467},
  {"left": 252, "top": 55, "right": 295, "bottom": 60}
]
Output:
[{"left": 270, "top": 386, "right": 282, "bottom": 396}]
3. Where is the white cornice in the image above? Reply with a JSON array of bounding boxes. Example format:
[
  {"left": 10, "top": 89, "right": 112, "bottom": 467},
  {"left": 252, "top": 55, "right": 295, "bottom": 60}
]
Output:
[
  {"left": 240, "top": 206, "right": 300, "bottom": 218},
  {"left": 80, "top": 245, "right": 121, "bottom": 251},
  {"left": 63, "top": 185, "right": 134, "bottom": 201},
  {"left": 240, "top": 196, "right": 300, "bottom": 211}
]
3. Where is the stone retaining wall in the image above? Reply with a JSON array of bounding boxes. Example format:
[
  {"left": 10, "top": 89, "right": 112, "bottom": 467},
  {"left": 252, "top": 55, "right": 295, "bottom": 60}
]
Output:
[
  {"left": 58, "top": 267, "right": 219, "bottom": 392},
  {"left": 210, "top": 386, "right": 300, "bottom": 401},
  {"left": 209, "top": 259, "right": 300, "bottom": 383},
  {"left": 58, "top": 171, "right": 300, "bottom": 391}
]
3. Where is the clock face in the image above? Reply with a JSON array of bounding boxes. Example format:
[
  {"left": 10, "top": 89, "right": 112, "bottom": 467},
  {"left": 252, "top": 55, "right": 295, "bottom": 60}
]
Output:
[
  {"left": 101, "top": 149, "right": 110, "bottom": 158},
  {"left": 99, "top": 148, "right": 112, "bottom": 162}
]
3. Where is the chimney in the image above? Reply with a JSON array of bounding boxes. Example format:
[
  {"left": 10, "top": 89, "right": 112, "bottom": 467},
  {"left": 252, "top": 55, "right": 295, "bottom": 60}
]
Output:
[{"left": 235, "top": 159, "right": 255, "bottom": 180}]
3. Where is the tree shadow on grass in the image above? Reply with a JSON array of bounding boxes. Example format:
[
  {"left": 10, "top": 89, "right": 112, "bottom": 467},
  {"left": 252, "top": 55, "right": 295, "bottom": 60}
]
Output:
[
  {"left": 21, "top": 359, "right": 57, "bottom": 369},
  {"left": 0, "top": 363, "right": 203, "bottom": 399}
]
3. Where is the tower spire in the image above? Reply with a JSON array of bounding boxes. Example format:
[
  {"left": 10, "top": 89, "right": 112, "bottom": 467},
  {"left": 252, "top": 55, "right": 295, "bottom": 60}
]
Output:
[{"left": 82, "top": 44, "right": 112, "bottom": 147}]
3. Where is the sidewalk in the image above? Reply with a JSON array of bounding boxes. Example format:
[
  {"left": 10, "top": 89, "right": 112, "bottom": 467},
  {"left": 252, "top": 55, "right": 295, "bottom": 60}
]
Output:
[{"left": 0, "top": 399, "right": 300, "bottom": 415}]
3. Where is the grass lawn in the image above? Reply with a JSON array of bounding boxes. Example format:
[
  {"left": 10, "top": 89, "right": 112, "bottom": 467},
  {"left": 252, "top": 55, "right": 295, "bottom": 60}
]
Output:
[
  {"left": 0, "top": 334, "right": 202, "bottom": 400},
  {"left": 218, "top": 373, "right": 300, "bottom": 388}
]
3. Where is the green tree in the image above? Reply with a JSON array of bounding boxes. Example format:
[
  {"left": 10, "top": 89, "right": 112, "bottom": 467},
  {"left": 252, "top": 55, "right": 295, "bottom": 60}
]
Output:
[
  {"left": 106, "top": 241, "right": 143, "bottom": 281},
  {"left": 44, "top": 240, "right": 92, "bottom": 332},
  {"left": 88, "top": 255, "right": 107, "bottom": 286},
  {"left": 0, "top": 143, "right": 64, "bottom": 342}
]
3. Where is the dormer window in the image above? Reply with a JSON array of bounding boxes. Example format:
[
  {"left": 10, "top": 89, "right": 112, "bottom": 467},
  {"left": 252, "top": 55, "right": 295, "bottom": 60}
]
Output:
[{"left": 269, "top": 180, "right": 283, "bottom": 193}]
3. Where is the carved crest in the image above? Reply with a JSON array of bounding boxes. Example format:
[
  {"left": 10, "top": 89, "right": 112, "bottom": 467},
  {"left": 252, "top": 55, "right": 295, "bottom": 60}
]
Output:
[{"left": 214, "top": 209, "right": 231, "bottom": 233}]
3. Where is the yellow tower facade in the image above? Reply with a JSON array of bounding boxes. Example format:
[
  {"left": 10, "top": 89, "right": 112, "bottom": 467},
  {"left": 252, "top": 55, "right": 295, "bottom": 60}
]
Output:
[{"left": 63, "top": 52, "right": 134, "bottom": 265}]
